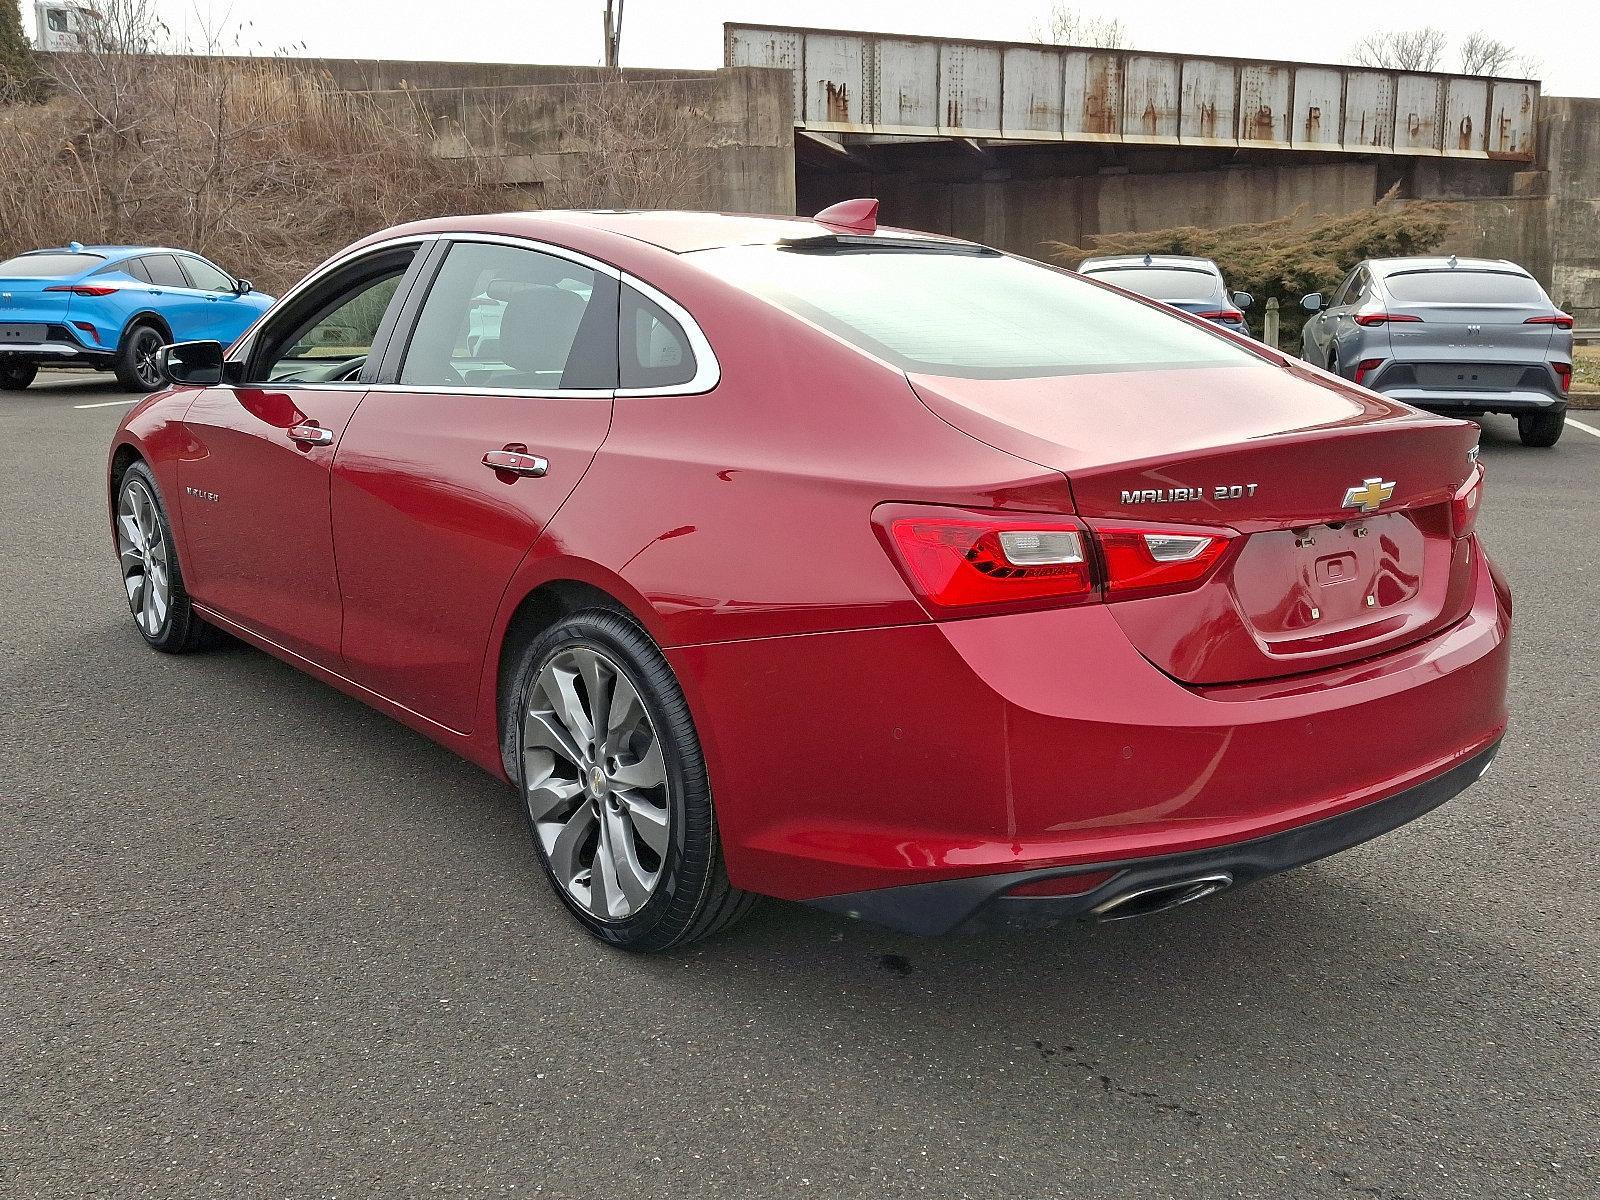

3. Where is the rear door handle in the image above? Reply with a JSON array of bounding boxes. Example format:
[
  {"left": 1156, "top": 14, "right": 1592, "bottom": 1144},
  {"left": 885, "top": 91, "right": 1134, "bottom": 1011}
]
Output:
[
  {"left": 483, "top": 448, "right": 548, "bottom": 477},
  {"left": 288, "top": 423, "right": 334, "bottom": 446}
]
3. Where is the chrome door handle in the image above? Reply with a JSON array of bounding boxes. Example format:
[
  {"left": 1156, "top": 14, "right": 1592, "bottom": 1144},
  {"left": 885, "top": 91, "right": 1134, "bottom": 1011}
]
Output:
[
  {"left": 483, "top": 448, "right": 548, "bottom": 477},
  {"left": 287, "top": 423, "right": 334, "bottom": 446}
]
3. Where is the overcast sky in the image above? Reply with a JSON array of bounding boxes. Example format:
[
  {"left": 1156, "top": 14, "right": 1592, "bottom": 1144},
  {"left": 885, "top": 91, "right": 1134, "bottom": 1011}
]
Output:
[{"left": 26, "top": 1, "right": 1600, "bottom": 95}]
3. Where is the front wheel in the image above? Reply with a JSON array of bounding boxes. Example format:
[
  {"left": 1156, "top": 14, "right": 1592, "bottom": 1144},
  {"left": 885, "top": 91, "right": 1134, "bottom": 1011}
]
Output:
[
  {"left": 113, "top": 324, "right": 167, "bottom": 392},
  {"left": 115, "top": 462, "right": 223, "bottom": 652},
  {"left": 0, "top": 360, "right": 37, "bottom": 390},
  {"left": 507, "top": 610, "right": 756, "bottom": 951},
  {"left": 1517, "top": 410, "right": 1564, "bottom": 447}
]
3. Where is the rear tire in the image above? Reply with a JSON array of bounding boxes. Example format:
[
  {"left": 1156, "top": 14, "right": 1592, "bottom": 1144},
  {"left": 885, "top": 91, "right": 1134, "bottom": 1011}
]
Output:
[
  {"left": 113, "top": 324, "right": 167, "bottom": 392},
  {"left": 506, "top": 609, "right": 756, "bottom": 951},
  {"left": 1517, "top": 410, "right": 1564, "bottom": 447},
  {"left": 0, "top": 361, "right": 37, "bottom": 390}
]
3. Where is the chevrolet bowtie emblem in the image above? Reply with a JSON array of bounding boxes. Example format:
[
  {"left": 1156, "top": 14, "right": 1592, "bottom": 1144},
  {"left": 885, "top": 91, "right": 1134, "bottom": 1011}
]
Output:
[{"left": 1342, "top": 477, "right": 1395, "bottom": 513}]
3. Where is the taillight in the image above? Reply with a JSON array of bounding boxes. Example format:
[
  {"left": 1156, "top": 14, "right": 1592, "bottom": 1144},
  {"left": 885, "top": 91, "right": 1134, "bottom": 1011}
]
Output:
[
  {"left": 1195, "top": 309, "right": 1243, "bottom": 322},
  {"left": 44, "top": 284, "right": 119, "bottom": 297},
  {"left": 876, "top": 506, "right": 1234, "bottom": 615},
  {"left": 1353, "top": 313, "right": 1422, "bottom": 327},
  {"left": 1354, "top": 358, "right": 1385, "bottom": 386},
  {"left": 1451, "top": 464, "right": 1484, "bottom": 539},
  {"left": 1552, "top": 362, "right": 1572, "bottom": 394},
  {"left": 1091, "top": 521, "right": 1233, "bottom": 598},
  {"left": 1525, "top": 313, "right": 1574, "bottom": 329}
]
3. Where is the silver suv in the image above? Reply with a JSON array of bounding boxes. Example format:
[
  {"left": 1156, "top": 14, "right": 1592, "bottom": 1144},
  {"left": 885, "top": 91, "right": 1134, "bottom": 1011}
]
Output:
[
  {"left": 1301, "top": 257, "right": 1573, "bottom": 447},
  {"left": 1078, "top": 254, "right": 1253, "bottom": 336}
]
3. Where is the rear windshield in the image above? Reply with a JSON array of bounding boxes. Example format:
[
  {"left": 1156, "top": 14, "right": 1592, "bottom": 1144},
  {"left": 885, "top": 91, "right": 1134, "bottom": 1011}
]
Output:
[
  {"left": 1079, "top": 266, "right": 1222, "bottom": 303},
  {"left": 1384, "top": 270, "right": 1547, "bottom": 304},
  {"left": 0, "top": 252, "right": 106, "bottom": 277},
  {"left": 691, "top": 245, "right": 1259, "bottom": 380}
]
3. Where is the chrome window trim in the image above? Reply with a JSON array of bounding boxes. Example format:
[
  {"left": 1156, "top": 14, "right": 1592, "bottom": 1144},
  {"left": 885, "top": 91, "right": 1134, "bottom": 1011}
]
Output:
[
  {"left": 615, "top": 276, "right": 721, "bottom": 397},
  {"left": 228, "top": 228, "right": 721, "bottom": 399}
]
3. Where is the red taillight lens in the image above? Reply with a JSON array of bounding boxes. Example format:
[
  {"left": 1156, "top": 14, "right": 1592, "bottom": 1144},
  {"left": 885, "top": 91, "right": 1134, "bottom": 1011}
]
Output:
[
  {"left": 1353, "top": 313, "right": 1422, "bottom": 327},
  {"left": 1092, "top": 521, "right": 1233, "bottom": 598},
  {"left": 1354, "top": 358, "right": 1385, "bottom": 386},
  {"left": 877, "top": 507, "right": 1234, "bottom": 614},
  {"left": 44, "top": 284, "right": 119, "bottom": 297},
  {"left": 1195, "top": 309, "right": 1244, "bottom": 322},
  {"left": 1525, "top": 313, "right": 1573, "bottom": 329},
  {"left": 1451, "top": 463, "right": 1484, "bottom": 538},
  {"left": 879, "top": 510, "right": 1095, "bottom": 614},
  {"left": 1553, "top": 362, "right": 1572, "bottom": 394}
]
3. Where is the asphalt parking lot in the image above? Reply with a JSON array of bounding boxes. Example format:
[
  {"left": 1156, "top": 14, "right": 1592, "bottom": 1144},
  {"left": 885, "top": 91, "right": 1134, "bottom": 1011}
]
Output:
[{"left": 3, "top": 371, "right": 1597, "bottom": 1199}]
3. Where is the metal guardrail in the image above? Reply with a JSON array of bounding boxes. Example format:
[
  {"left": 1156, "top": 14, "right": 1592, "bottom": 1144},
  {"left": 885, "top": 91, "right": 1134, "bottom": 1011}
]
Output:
[{"left": 726, "top": 22, "right": 1540, "bottom": 161}]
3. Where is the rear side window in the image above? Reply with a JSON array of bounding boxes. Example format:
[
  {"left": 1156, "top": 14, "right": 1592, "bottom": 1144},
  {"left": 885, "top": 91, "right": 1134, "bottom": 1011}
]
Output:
[
  {"left": 400, "top": 241, "right": 618, "bottom": 391},
  {"left": 0, "top": 252, "right": 105, "bottom": 277},
  {"left": 141, "top": 254, "right": 190, "bottom": 288},
  {"left": 620, "top": 285, "right": 695, "bottom": 389},
  {"left": 1081, "top": 267, "right": 1222, "bottom": 303},
  {"left": 1384, "top": 270, "right": 1547, "bottom": 304},
  {"left": 693, "top": 245, "right": 1259, "bottom": 380}
]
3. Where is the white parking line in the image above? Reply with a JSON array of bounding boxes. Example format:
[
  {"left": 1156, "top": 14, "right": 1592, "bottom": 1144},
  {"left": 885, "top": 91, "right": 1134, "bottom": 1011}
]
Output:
[
  {"left": 72, "top": 397, "right": 140, "bottom": 410},
  {"left": 1568, "top": 415, "right": 1600, "bottom": 440}
]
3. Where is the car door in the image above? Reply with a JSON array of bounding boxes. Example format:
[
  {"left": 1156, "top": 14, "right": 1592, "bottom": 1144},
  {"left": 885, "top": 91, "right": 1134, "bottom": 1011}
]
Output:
[
  {"left": 1325, "top": 266, "right": 1371, "bottom": 370},
  {"left": 137, "top": 253, "right": 212, "bottom": 341},
  {"left": 330, "top": 237, "right": 620, "bottom": 731},
  {"left": 174, "top": 253, "right": 254, "bottom": 343},
  {"left": 1305, "top": 267, "right": 1356, "bottom": 364},
  {"left": 177, "top": 243, "right": 426, "bottom": 664}
]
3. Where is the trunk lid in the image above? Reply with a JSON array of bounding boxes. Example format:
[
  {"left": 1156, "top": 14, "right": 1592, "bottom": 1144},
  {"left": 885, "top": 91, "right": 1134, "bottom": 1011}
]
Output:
[
  {"left": 909, "top": 362, "right": 1481, "bottom": 684},
  {"left": 1386, "top": 300, "right": 1555, "bottom": 362},
  {"left": 0, "top": 277, "right": 74, "bottom": 333}
]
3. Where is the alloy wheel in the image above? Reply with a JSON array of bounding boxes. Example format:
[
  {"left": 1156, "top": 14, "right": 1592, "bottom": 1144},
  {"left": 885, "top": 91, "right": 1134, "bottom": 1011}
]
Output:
[
  {"left": 523, "top": 646, "right": 672, "bottom": 922},
  {"left": 117, "top": 478, "right": 170, "bottom": 637},
  {"left": 133, "top": 329, "right": 164, "bottom": 389}
]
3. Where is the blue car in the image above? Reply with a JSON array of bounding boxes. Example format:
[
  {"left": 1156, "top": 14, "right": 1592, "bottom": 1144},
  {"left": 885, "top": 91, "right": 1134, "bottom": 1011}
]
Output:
[{"left": 0, "top": 244, "right": 273, "bottom": 392}]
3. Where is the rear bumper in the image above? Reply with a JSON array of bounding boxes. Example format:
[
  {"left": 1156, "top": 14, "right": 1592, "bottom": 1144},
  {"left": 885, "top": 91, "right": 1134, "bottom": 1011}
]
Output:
[
  {"left": 809, "top": 738, "right": 1499, "bottom": 934},
  {"left": 1380, "top": 386, "right": 1565, "bottom": 415},
  {"left": 0, "top": 341, "right": 111, "bottom": 366}
]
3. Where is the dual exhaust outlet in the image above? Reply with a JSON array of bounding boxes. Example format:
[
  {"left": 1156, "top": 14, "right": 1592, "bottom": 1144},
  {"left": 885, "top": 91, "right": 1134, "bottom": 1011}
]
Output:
[{"left": 1088, "top": 871, "right": 1234, "bottom": 922}]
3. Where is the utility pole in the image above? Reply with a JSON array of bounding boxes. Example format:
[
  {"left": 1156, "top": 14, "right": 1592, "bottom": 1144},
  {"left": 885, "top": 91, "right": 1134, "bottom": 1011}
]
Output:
[{"left": 603, "top": 0, "right": 624, "bottom": 68}]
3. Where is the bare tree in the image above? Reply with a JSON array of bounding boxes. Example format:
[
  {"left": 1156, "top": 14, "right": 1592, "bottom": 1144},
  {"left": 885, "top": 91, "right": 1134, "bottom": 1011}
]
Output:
[
  {"left": 1030, "top": 3, "right": 1129, "bottom": 50},
  {"left": 1351, "top": 28, "right": 1448, "bottom": 72},
  {"left": 1457, "top": 31, "right": 1540, "bottom": 77},
  {"left": 544, "top": 71, "right": 715, "bottom": 211}
]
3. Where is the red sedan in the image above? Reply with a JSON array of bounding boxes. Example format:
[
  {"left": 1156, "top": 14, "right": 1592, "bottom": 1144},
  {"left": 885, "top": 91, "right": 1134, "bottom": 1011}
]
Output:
[{"left": 108, "top": 203, "right": 1509, "bottom": 950}]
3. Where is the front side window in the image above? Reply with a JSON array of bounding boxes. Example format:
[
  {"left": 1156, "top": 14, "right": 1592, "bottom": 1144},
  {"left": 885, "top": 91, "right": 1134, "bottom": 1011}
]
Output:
[
  {"left": 249, "top": 252, "right": 414, "bottom": 383},
  {"left": 693, "top": 244, "right": 1261, "bottom": 380},
  {"left": 399, "top": 241, "right": 617, "bottom": 390},
  {"left": 0, "top": 252, "right": 104, "bottom": 277},
  {"left": 180, "top": 256, "right": 235, "bottom": 292}
]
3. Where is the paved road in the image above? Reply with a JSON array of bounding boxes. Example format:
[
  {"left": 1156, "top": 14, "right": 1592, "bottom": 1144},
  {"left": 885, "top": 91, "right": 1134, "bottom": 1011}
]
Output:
[{"left": 4, "top": 373, "right": 1597, "bottom": 1199}]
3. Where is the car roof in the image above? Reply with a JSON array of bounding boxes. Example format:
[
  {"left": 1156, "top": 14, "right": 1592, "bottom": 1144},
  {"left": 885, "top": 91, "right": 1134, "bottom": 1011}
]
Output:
[
  {"left": 1078, "top": 254, "right": 1222, "bottom": 273},
  {"left": 23, "top": 245, "right": 198, "bottom": 259},
  {"left": 1366, "top": 256, "right": 1531, "bottom": 277}
]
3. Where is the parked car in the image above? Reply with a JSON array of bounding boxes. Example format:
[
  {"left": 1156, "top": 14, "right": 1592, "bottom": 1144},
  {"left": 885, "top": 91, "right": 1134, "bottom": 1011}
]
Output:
[
  {"left": 1077, "top": 253, "right": 1253, "bottom": 335},
  {"left": 1301, "top": 256, "right": 1573, "bottom": 447},
  {"left": 107, "top": 202, "right": 1508, "bottom": 951},
  {"left": 0, "top": 243, "right": 273, "bottom": 392}
]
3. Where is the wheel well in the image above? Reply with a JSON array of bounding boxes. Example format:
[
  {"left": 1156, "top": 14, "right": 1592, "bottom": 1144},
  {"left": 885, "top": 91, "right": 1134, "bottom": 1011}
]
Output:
[
  {"left": 122, "top": 312, "right": 173, "bottom": 347},
  {"left": 109, "top": 443, "right": 144, "bottom": 494},
  {"left": 495, "top": 580, "right": 640, "bottom": 778}
]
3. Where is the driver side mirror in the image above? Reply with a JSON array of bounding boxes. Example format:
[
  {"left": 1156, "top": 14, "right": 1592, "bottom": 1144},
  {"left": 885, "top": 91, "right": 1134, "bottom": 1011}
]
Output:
[
  {"left": 1231, "top": 291, "right": 1254, "bottom": 310},
  {"left": 159, "top": 339, "right": 225, "bottom": 386},
  {"left": 1301, "top": 292, "right": 1324, "bottom": 313},
  {"left": 235, "top": 279, "right": 254, "bottom": 296}
]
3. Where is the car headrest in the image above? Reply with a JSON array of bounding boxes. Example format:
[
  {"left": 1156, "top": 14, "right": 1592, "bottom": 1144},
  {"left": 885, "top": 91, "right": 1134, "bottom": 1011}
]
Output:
[{"left": 498, "top": 285, "right": 587, "bottom": 375}]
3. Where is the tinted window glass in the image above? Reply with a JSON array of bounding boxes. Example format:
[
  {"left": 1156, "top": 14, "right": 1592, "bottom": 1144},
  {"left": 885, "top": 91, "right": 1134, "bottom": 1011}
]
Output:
[
  {"left": 141, "top": 254, "right": 190, "bottom": 288},
  {"left": 251, "top": 254, "right": 413, "bottom": 383},
  {"left": 0, "top": 252, "right": 105, "bottom": 277},
  {"left": 400, "top": 242, "right": 617, "bottom": 390},
  {"left": 1384, "top": 270, "right": 1547, "bottom": 304},
  {"left": 694, "top": 246, "right": 1258, "bottom": 380},
  {"left": 1081, "top": 267, "right": 1222, "bottom": 303},
  {"left": 620, "top": 285, "right": 695, "bottom": 388},
  {"left": 179, "top": 256, "right": 234, "bottom": 292}
]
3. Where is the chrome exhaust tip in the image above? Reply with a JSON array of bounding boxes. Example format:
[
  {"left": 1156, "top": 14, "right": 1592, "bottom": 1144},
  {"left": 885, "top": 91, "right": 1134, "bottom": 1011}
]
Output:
[{"left": 1090, "top": 871, "right": 1234, "bottom": 923}]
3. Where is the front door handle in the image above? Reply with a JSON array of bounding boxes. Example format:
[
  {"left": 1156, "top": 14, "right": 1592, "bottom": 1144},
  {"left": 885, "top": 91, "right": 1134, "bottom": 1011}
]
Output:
[
  {"left": 287, "top": 423, "right": 334, "bottom": 446},
  {"left": 483, "top": 448, "right": 549, "bottom": 477}
]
